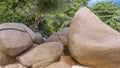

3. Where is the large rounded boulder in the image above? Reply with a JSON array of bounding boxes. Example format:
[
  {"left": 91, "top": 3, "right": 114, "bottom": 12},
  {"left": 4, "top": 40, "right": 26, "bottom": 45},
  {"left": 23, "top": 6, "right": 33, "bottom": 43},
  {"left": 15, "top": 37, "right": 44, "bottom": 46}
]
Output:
[
  {"left": 69, "top": 7, "right": 120, "bottom": 68},
  {"left": 0, "top": 23, "right": 35, "bottom": 57}
]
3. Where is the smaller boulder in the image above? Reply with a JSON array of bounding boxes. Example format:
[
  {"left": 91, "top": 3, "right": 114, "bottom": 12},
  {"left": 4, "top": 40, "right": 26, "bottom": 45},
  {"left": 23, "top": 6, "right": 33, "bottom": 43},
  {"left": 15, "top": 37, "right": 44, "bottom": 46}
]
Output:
[
  {"left": 46, "top": 27, "right": 69, "bottom": 46},
  {"left": 31, "top": 56, "right": 58, "bottom": 68},
  {"left": 46, "top": 27, "right": 69, "bottom": 54},
  {"left": 16, "top": 42, "right": 63, "bottom": 67},
  {"left": 34, "top": 32, "right": 44, "bottom": 44},
  {"left": 57, "top": 27, "right": 69, "bottom": 46},
  {"left": 45, "top": 33, "right": 61, "bottom": 43}
]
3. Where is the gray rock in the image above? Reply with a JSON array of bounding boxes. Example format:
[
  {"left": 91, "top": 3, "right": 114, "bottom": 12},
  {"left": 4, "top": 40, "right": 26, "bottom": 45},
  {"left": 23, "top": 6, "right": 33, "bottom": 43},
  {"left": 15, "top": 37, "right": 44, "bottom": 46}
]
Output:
[{"left": 34, "top": 32, "right": 44, "bottom": 44}]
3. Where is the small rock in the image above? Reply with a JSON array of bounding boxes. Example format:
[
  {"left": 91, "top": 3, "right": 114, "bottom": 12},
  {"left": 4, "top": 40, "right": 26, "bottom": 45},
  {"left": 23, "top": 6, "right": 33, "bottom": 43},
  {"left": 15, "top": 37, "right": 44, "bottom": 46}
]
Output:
[
  {"left": 34, "top": 32, "right": 44, "bottom": 44},
  {"left": 45, "top": 33, "right": 61, "bottom": 43}
]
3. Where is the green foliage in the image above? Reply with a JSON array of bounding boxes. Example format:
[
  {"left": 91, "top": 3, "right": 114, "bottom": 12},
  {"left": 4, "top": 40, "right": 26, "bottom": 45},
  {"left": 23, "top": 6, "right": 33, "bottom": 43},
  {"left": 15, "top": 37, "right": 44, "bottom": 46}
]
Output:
[
  {"left": 0, "top": 0, "right": 34, "bottom": 24},
  {"left": 39, "top": 14, "right": 71, "bottom": 37},
  {"left": 35, "top": 0, "right": 73, "bottom": 13},
  {"left": 90, "top": 2, "right": 120, "bottom": 32},
  {"left": 37, "top": 0, "right": 90, "bottom": 37}
]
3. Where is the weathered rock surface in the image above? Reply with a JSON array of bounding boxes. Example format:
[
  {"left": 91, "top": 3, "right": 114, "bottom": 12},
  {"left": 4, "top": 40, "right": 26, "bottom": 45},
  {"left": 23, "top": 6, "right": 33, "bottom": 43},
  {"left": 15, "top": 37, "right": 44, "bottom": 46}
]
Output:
[
  {"left": 46, "top": 33, "right": 61, "bottom": 43},
  {"left": 46, "top": 27, "right": 69, "bottom": 53},
  {"left": 21, "top": 24, "right": 35, "bottom": 42},
  {"left": 0, "top": 23, "right": 25, "bottom": 31},
  {"left": 56, "top": 27, "right": 69, "bottom": 46},
  {"left": 16, "top": 42, "right": 63, "bottom": 67},
  {"left": 34, "top": 32, "right": 44, "bottom": 44},
  {"left": 69, "top": 7, "right": 120, "bottom": 68},
  {"left": 0, "top": 51, "right": 15, "bottom": 66},
  {"left": 0, "top": 23, "right": 34, "bottom": 57},
  {"left": 31, "top": 56, "right": 58, "bottom": 68},
  {"left": 46, "top": 27, "right": 69, "bottom": 45},
  {"left": 46, "top": 61, "right": 71, "bottom": 68}
]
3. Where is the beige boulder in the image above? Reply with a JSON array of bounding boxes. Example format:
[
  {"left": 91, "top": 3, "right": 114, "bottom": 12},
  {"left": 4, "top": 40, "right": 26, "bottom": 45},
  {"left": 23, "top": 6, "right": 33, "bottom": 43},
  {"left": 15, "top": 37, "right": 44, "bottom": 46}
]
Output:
[
  {"left": 69, "top": 7, "right": 120, "bottom": 68},
  {"left": 56, "top": 27, "right": 69, "bottom": 46},
  {"left": 31, "top": 56, "right": 59, "bottom": 68},
  {"left": 44, "top": 55, "right": 74, "bottom": 68},
  {"left": 16, "top": 42, "right": 63, "bottom": 67},
  {"left": 0, "top": 23, "right": 34, "bottom": 57},
  {"left": 46, "top": 27, "right": 69, "bottom": 45},
  {"left": 46, "top": 61, "right": 71, "bottom": 68},
  {"left": 46, "top": 33, "right": 61, "bottom": 43},
  {"left": 0, "top": 51, "right": 15, "bottom": 66},
  {"left": 46, "top": 27, "right": 69, "bottom": 54}
]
